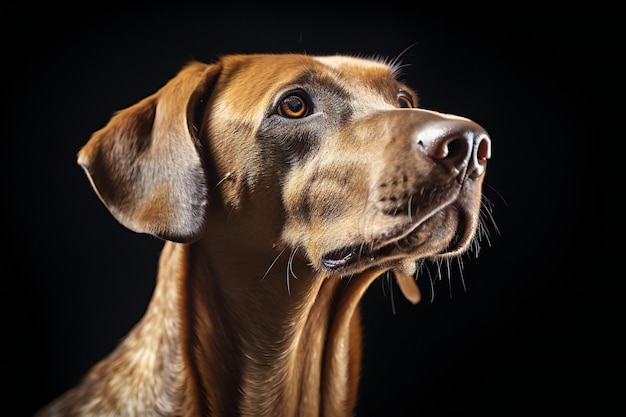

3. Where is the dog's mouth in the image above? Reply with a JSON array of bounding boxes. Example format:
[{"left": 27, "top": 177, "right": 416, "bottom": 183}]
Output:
[
  {"left": 320, "top": 204, "right": 471, "bottom": 305},
  {"left": 321, "top": 204, "right": 468, "bottom": 274}
]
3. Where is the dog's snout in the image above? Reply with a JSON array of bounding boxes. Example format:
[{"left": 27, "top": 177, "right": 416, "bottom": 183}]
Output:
[{"left": 416, "top": 114, "right": 491, "bottom": 179}]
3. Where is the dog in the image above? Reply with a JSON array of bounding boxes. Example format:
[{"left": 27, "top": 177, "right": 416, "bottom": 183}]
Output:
[{"left": 36, "top": 53, "right": 491, "bottom": 417}]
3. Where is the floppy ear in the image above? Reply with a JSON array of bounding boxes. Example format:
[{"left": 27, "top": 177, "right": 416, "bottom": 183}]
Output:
[{"left": 78, "top": 61, "right": 221, "bottom": 243}]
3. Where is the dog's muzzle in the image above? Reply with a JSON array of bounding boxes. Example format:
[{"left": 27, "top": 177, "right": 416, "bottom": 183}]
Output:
[{"left": 320, "top": 109, "right": 491, "bottom": 293}]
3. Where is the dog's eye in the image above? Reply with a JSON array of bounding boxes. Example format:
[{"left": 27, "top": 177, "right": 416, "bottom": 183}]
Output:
[
  {"left": 397, "top": 91, "right": 415, "bottom": 108},
  {"left": 278, "top": 93, "right": 311, "bottom": 118}
]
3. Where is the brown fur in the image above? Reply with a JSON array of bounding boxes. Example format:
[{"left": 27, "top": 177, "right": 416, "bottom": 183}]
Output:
[{"left": 36, "top": 53, "right": 491, "bottom": 417}]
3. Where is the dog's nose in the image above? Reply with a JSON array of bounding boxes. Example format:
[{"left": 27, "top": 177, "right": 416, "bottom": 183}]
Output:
[{"left": 415, "top": 111, "right": 491, "bottom": 179}]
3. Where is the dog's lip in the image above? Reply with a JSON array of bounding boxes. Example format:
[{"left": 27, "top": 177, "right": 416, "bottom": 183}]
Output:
[
  {"left": 320, "top": 247, "right": 358, "bottom": 270},
  {"left": 320, "top": 217, "right": 432, "bottom": 272},
  {"left": 320, "top": 202, "right": 470, "bottom": 274}
]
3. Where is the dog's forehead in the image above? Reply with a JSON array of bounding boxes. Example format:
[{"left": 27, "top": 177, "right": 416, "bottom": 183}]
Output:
[
  {"left": 217, "top": 54, "right": 397, "bottom": 94},
  {"left": 312, "top": 55, "right": 394, "bottom": 76}
]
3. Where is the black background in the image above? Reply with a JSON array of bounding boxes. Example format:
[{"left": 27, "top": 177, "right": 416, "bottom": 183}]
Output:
[{"left": 2, "top": 4, "right": 624, "bottom": 416}]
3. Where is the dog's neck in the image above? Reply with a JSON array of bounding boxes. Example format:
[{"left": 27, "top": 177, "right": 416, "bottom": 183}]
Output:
[
  {"left": 178, "top": 231, "right": 381, "bottom": 417},
  {"left": 46, "top": 217, "right": 382, "bottom": 417}
]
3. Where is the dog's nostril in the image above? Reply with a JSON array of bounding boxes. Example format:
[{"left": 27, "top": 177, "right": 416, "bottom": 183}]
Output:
[
  {"left": 427, "top": 135, "right": 472, "bottom": 175},
  {"left": 476, "top": 135, "right": 491, "bottom": 161},
  {"left": 441, "top": 137, "right": 469, "bottom": 161},
  {"left": 469, "top": 135, "right": 491, "bottom": 179}
]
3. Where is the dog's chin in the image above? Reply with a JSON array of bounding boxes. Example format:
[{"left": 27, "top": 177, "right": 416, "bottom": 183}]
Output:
[{"left": 320, "top": 204, "right": 476, "bottom": 277}]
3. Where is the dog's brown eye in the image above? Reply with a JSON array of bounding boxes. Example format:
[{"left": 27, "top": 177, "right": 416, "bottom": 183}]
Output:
[
  {"left": 278, "top": 94, "right": 310, "bottom": 118},
  {"left": 397, "top": 92, "right": 414, "bottom": 108}
]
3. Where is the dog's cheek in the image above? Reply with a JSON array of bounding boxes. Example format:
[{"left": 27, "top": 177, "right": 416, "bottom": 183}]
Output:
[{"left": 281, "top": 160, "right": 372, "bottom": 265}]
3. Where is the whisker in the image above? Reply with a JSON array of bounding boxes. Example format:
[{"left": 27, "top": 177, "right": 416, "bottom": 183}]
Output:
[
  {"left": 285, "top": 248, "right": 299, "bottom": 295},
  {"left": 388, "top": 271, "right": 397, "bottom": 315},
  {"left": 445, "top": 258, "right": 453, "bottom": 299},
  {"left": 263, "top": 247, "right": 287, "bottom": 280},
  {"left": 481, "top": 196, "right": 500, "bottom": 238},
  {"left": 483, "top": 182, "right": 508, "bottom": 207},
  {"left": 425, "top": 263, "right": 436, "bottom": 302},
  {"left": 286, "top": 259, "right": 291, "bottom": 296},
  {"left": 436, "top": 258, "right": 444, "bottom": 281},
  {"left": 288, "top": 248, "right": 299, "bottom": 280},
  {"left": 456, "top": 256, "right": 467, "bottom": 292},
  {"left": 366, "top": 184, "right": 379, "bottom": 205},
  {"left": 381, "top": 270, "right": 390, "bottom": 299},
  {"left": 214, "top": 172, "right": 233, "bottom": 190},
  {"left": 358, "top": 242, "right": 369, "bottom": 261},
  {"left": 227, "top": 204, "right": 236, "bottom": 222},
  {"left": 481, "top": 192, "right": 496, "bottom": 212},
  {"left": 477, "top": 214, "right": 491, "bottom": 248},
  {"left": 387, "top": 42, "right": 419, "bottom": 77}
]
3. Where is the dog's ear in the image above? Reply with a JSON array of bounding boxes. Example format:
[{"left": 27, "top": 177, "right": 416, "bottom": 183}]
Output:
[{"left": 78, "top": 61, "right": 221, "bottom": 243}]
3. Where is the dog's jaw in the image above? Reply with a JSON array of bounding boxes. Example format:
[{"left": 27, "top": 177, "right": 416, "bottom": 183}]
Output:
[{"left": 317, "top": 188, "right": 483, "bottom": 272}]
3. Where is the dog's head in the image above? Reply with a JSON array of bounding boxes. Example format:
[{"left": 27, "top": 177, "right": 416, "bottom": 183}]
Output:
[{"left": 78, "top": 54, "right": 490, "bottom": 295}]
